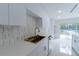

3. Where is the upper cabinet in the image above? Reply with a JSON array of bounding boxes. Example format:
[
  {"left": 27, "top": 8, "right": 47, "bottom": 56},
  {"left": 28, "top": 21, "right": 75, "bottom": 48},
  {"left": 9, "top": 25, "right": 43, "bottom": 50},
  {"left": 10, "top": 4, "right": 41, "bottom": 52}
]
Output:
[
  {"left": 0, "top": 3, "right": 42, "bottom": 27},
  {"left": 0, "top": 4, "right": 8, "bottom": 25},
  {"left": 26, "top": 9, "right": 42, "bottom": 28},
  {"left": 9, "top": 4, "right": 26, "bottom": 26}
]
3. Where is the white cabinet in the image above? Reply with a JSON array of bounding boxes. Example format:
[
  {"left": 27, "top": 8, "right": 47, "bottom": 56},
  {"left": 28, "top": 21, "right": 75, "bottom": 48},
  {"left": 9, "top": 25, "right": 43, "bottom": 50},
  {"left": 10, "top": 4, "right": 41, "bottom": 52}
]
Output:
[
  {"left": 9, "top": 4, "right": 26, "bottom": 26},
  {"left": 28, "top": 37, "right": 48, "bottom": 56},
  {"left": 0, "top": 4, "right": 8, "bottom": 25},
  {"left": 72, "top": 34, "right": 79, "bottom": 54}
]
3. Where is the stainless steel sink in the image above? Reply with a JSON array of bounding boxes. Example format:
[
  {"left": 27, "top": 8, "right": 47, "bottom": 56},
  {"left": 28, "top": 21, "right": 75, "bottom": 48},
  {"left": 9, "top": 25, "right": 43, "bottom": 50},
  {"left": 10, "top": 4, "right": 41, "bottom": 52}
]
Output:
[{"left": 24, "top": 35, "right": 45, "bottom": 43}]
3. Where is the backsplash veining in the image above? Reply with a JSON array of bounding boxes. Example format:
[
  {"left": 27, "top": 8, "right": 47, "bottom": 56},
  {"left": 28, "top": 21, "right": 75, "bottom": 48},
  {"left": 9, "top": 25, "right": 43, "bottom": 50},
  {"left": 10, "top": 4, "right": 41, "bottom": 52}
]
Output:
[{"left": 0, "top": 25, "right": 28, "bottom": 48}]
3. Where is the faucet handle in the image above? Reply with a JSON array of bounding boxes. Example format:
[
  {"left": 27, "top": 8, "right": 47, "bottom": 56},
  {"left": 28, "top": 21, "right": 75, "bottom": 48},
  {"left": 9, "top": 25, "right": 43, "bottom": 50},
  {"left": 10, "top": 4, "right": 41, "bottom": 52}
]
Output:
[{"left": 48, "top": 35, "right": 53, "bottom": 38}]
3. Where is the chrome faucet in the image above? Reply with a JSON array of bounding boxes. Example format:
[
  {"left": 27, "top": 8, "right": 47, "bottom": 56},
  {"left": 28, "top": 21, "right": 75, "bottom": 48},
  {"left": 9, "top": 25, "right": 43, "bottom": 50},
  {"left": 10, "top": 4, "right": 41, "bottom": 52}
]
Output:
[{"left": 34, "top": 27, "right": 40, "bottom": 35}]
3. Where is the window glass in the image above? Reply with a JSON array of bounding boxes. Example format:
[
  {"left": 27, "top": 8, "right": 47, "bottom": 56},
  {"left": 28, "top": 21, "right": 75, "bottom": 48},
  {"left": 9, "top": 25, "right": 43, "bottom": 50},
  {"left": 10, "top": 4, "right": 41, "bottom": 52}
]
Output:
[{"left": 60, "top": 23, "right": 79, "bottom": 32}]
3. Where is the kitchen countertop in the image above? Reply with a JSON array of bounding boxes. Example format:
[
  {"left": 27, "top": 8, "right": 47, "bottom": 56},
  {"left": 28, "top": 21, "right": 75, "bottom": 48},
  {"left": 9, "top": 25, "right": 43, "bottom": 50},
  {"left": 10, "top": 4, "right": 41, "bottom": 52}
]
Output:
[
  {"left": 0, "top": 40, "right": 37, "bottom": 56},
  {"left": 0, "top": 36, "right": 47, "bottom": 56}
]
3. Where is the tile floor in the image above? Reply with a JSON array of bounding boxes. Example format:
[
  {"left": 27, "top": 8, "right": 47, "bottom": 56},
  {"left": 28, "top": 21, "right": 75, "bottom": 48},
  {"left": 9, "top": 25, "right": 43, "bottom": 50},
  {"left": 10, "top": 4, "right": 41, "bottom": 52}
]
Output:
[{"left": 49, "top": 38, "right": 77, "bottom": 56}]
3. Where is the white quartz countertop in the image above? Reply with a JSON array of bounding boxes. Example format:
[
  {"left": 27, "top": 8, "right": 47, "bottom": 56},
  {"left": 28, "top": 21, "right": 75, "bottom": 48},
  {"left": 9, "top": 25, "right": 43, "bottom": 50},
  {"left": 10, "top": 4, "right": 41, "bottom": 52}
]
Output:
[{"left": 0, "top": 40, "right": 37, "bottom": 56}]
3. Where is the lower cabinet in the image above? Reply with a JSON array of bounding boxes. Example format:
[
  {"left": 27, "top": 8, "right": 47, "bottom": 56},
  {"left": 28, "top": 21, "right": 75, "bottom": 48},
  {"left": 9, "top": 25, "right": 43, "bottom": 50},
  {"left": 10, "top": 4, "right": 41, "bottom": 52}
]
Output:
[
  {"left": 72, "top": 34, "right": 79, "bottom": 55},
  {"left": 28, "top": 38, "right": 48, "bottom": 56}
]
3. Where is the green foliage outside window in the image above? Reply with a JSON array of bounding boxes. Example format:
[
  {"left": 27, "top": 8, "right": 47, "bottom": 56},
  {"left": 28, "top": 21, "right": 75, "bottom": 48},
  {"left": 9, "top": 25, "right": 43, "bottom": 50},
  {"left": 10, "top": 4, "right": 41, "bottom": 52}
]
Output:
[{"left": 60, "top": 23, "right": 79, "bottom": 32}]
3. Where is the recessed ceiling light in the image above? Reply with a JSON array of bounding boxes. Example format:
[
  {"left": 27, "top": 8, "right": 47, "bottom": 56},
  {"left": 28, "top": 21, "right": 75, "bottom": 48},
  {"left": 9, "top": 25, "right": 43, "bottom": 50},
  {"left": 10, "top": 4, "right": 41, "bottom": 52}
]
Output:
[{"left": 58, "top": 10, "right": 62, "bottom": 14}]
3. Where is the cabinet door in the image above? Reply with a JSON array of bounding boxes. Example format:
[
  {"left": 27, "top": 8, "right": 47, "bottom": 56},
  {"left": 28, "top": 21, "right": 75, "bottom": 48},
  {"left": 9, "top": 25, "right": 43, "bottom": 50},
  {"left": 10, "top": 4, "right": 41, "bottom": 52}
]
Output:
[
  {"left": 9, "top": 4, "right": 26, "bottom": 26},
  {"left": 28, "top": 38, "right": 48, "bottom": 56},
  {"left": 0, "top": 4, "right": 8, "bottom": 25}
]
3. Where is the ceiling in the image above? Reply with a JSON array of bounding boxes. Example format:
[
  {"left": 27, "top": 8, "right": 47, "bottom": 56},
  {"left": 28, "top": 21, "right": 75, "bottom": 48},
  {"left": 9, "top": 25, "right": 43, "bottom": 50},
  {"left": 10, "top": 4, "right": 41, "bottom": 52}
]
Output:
[{"left": 25, "top": 3, "right": 79, "bottom": 19}]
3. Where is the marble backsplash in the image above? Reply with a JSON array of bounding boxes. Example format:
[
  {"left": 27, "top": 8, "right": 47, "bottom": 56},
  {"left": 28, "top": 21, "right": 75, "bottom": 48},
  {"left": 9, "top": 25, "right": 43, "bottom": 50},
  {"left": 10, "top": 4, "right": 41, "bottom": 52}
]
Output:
[{"left": 0, "top": 25, "right": 29, "bottom": 48}]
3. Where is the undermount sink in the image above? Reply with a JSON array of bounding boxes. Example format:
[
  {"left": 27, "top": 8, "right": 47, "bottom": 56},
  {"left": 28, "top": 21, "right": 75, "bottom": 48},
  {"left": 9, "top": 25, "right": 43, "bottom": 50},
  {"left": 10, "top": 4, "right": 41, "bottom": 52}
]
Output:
[{"left": 24, "top": 35, "right": 45, "bottom": 44}]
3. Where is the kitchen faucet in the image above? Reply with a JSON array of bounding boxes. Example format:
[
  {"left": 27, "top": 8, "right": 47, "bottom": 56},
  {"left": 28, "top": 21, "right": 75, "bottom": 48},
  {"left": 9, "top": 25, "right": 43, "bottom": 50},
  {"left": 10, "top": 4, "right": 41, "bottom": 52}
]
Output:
[{"left": 34, "top": 27, "right": 40, "bottom": 35}]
